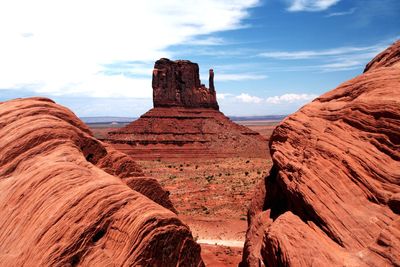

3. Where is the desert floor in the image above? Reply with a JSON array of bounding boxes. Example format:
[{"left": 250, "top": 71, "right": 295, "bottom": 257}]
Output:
[{"left": 90, "top": 120, "right": 278, "bottom": 266}]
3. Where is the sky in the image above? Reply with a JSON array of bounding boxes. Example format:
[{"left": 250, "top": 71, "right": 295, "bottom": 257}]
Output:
[{"left": 0, "top": 0, "right": 399, "bottom": 117}]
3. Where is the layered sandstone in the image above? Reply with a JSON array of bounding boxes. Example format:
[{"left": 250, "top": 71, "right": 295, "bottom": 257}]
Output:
[
  {"left": 0, "top": 97, "right": 203, "bottom": 266},
  {"left": 105, "top": 59, "right": 267, "bottom": 159},
  {"left": 241, "top": 40, "right": 400, "bottom": 266}
]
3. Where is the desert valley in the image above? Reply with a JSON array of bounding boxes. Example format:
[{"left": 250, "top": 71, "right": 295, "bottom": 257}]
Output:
[
  {"left": 87, "top": 58, "right": 275, "bottom": 266},
  {"left": 0, "top": 40, "right": 399, "bottom": 266},
  {"left": 1, "top": 0, "right": 400, "bottom": 266}
]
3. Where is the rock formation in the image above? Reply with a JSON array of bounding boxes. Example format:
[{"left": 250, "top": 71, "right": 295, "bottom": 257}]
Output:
[
  {"left": 0, "top": 97, "right": 203, "bottom": 266},
  {"left": 153, "top": 58, "right": 219, "bottom": 110},
  {"left": 105, "top": 59, "right": 267, "bottom": 159},
  {"left": 241, "top": 40, "right": 400, "bottom": 266}
]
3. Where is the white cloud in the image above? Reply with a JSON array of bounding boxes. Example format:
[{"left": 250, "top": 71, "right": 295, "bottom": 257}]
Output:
[
  {"left": 326, "top": 8, "right": 356, "bottom": 17},
  {"left": 185, "top": 36, "right": 226, "bottom": 46},
  {"left": 217, "top": 93, "right": 233, "bottom": 100},
  {"left": 258, "top": 42, "right": 389, "bottom": 72},
  {"left": 54, "top": 75, "right": 151, "bottom": 98},
  {"left": 266, "top": 93, "right": 317, "bottom": 104},
  {"left": 224, "top": 92, "right": 317, "bottom": 105},
  {"left": 318, "top": 60, "right": 361, "bottom": 72},
  {"left": 217, "top": 73, "right": 267, "bottom": 81},
  {"left": 236, "top": 93, "right": 263, "bottom": 103},
  {"left": 259, "top": 46, "right": 377, "bottom": 60},
  {"left": 0, "top": 0, "right": 259, "bottom": 98},
  {"left": 287, "top": 0, "right": 341, "bottom": 12}
]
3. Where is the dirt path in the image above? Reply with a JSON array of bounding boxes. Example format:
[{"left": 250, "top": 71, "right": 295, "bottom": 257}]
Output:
[{"left": 197, "top": 239, "right": 244, "bottom": 247}]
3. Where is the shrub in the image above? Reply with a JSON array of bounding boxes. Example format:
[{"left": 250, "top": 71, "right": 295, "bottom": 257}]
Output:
[{"left": 205, "top": 175, "right": 214, "bottom": 182}]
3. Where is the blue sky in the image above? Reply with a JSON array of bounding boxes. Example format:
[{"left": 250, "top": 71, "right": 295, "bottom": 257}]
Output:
[{"left": 0, "top": 0, "right": 399, "bottom": 116}]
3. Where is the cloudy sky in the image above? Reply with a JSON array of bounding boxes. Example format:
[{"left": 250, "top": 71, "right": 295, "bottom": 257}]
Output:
[{"left": 0, "top": 0, "right": 399, "bottom": 117}]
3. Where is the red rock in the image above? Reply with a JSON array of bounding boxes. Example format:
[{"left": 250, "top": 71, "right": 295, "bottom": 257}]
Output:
[
  {"left": 241, "top": 40, "right": 400, "bottom": 266},
  {"left": 153, "top": 58, "right": 219, "bottom": 110},
  {"left": 123, "top": 176, "right": 177, "bottom": 213},
  {"left": 0, "top": 97, "right": 203, "bottom": 266},
  {"left": 105, "top": 59, "right": 267, "bottom": 159},
  {"left": 364, "top": 41, "right": 400, "bottom": 72}
]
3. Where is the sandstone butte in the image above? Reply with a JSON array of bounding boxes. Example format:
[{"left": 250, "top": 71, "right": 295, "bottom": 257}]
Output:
[
  {"left": 241, "top": 40, "right": 400, "bottom": 266},
  {"left": 104, "top": 58, "right": 268, "bottom": 159},
  {"left": 0, "top": 97, "right": 204, "bottom": 266}
]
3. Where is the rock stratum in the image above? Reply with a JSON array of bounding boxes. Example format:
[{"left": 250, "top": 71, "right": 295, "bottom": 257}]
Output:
[
  {"left": 241, "top": 41, "right": 400, "bottom": 266},
  {"left": 105, "top": 59, "right": 267, "bottom": 159},
  {"left": 0, "top": 97, "right": 203, "bottom": 266}
]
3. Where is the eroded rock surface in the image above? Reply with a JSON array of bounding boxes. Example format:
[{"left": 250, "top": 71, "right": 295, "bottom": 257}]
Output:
[
  {"left": 105, "top": 59, "right": 267, "bottom": 159},
  {"left": 0, "top": 97, "right": 203, "bottom": 266},
  {"left": 241, "top": 41, "right": 400, "bottom": 266},
  {"left": 153, "top": 58, "right": 219, "bottom": 110}
]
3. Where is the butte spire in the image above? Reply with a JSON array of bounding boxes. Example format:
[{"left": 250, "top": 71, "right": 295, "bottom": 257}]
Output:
[{"left": 104, "top": 58, "right": 267, "bottom": 159}]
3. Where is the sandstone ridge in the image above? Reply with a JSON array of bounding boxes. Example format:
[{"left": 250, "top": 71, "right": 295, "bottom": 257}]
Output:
[
  {"left": 0, "top": 97, "right": 203, "bottom": 266},
  {"left": 241, "top": 40, "right": 400, "bottom": 266}
]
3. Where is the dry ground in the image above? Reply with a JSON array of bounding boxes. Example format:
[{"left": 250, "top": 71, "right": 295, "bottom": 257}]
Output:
[{"left": 137, "top": 157, "right": 272, "bottom": 267}]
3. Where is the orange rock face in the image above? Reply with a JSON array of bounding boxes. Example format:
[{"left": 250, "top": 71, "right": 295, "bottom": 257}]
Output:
[
  {"left": 0, "top": 97, "right": 203, "bottom": 266},
  {"left": 241, "top": 41, "right": 400, "bottom": 266}
]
